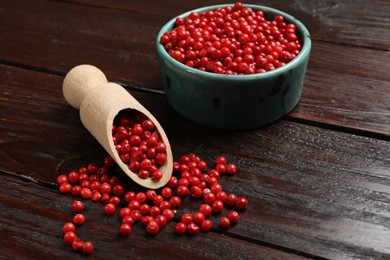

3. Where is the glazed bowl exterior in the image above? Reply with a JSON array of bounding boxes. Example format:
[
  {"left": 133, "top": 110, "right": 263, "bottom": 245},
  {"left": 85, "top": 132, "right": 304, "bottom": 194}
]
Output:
[{"left": 156, "top": 4, "right": 311, "bottom": 129}]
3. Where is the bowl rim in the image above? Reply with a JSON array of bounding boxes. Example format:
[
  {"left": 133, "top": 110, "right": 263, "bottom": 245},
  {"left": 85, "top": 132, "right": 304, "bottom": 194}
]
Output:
[{"left": 157, "top": 4, "right": 311, "bottom": 81}]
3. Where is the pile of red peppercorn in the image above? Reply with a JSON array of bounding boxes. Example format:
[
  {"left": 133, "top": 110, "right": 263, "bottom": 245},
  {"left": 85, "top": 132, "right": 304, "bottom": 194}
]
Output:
[
  {"left": 58, "top": 153, "right": 248, "bottom": 255},
  {"left": 112, "top": 110, "right": 167, "bottom": 181},
  {"left": 160, "top": 2, "right": 301, "bottom": 75}
]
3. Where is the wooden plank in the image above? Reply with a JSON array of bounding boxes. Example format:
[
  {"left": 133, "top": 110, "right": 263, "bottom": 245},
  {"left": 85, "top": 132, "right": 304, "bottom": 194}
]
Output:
[
  {"left": 1, "top": 174, "right": 303, "bottom": 259},
  {"left": 1, "top": 1, "right": 389, "bottom": 136},
  {"left": 63, "top": 0, "right": 390, "bottom": 50},
  {"left": 0, "top": 0, "right": 167, "bottom": 88},
  {"left": 1, "top": 65, "right": 390, "bottom": 258},
  {"left": 290, "top": 41, "right": 390, "bottom": 137}
]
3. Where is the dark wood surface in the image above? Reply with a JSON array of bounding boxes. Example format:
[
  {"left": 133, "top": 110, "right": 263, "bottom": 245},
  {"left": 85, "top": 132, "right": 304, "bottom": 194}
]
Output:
[{"left": 1, "top": 1, "right": 389, "bottom": 259}]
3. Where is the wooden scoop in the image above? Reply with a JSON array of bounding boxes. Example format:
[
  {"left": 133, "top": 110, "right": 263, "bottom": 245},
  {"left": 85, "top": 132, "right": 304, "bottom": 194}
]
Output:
[{"left": 62, "top": 64, "right": 173, "bottom": 189}]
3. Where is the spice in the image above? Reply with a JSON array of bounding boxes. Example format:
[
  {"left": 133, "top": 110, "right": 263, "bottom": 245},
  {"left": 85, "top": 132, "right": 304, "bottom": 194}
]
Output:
[
  {"left": 160, "top": 2, "right": 301, "bottom": 75},
  {"left": 113, "top": 110, "right": 168, "bottom": 181},
  {"left": 71, "top": 200, "right": 84, "bottom": 213},
  {"left": 58, "top": 153, "right": 248, "bottom": 255},
  {"left": 73, "top": 213, "right": 85, "bottom": 225}
]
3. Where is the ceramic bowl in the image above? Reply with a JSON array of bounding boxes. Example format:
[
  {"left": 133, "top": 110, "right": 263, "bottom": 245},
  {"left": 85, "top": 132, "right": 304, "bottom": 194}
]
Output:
[{"left": 156, "top": 4, "right": 311, "bottom": 129}]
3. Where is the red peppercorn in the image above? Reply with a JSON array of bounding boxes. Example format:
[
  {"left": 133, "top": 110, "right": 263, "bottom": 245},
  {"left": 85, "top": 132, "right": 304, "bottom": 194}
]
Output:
[
  {"left": 64, "top": 231, "right": 77, "bottom": 245},
  {"left": 154, "top": 215, "right": 167, "bottom": 228},
  {"left": 192, "top": 212, "right": 205, "bottom": 225},
  {"left": 128, "top": 200, "right": 141, "bottom": 211},
  {"left": 112, "top": 184, "right": 124, "bottom": 196},
  {"left": 78, "top": 167, "right": 88, "bottom": 176},
  {"left": 139, "top": 203, "right": 151, "bottom": 215},
  {"left": 176, "top": 185, "right": 189, "bottom": 197},
  {"left": 99, "top": 174, "right": 110, "bottom": 183},
  {"left": 169, "top": 196, "right": 181, "bottom": 208},
  {"left": 57, "top": 175, "right": 68, "bottom": 185},
  {"left": 73, "top": 213, "right": 85, "bottom": 225},
  {"left": 235, "top": 196, "right": 248, "bottom": 210},
  {"left": 59, "top": 183, "right": 72, "bottom": 194},
  {"left": 72, "top": 200, "right": 84, "bottom": 213},
  {"left": 227, "top": 210, "right": 240, "bottom": 223},
  {"left": 100, "top": 183, "right": 112, "bottom": 195},
  {"left": 153, "top": 195, "right": 164, "bottom": 206},
  {"left": 141, "top": 216, "right": 154, "bottom": 226},
  {"left": 80, "top": 180, "right": 91, "bottom": 189},
  {"left": 119, "top": 223, "right": 132, "bottom": 235},
  {"left": 212, "top": 200, "right": 224, "bottom": 213},
  {"left": 219, "top": 216, "right": 231, "bottom": 228},
  {"left": 68, "top": 171, "right": 79, "bottom": 183},
  {"left": 122, "top": 216, "right": 135, "bottom": 226},
  {"left": 146, "top": 190, "right": 157, "bottom": 201},
  {"left": 201, "top": 219, "right": 213, "bottom": 232},
  {"left": 100, "top": 193, "right": 111, "bottom": 204},
  {"left": 90, "top": 180, "right": 101, "bottom": 191},
  {"left": 186, "top": 223, "right": 200, "bottom": 235},
  {"left": 87, "top": 163, "right": 99, "bottom": 174},
  {"left": 190, "top": 186, "right": 203, "bottom": 198},
  {"left": 207, "top": 175, "right": 219, "bottom": 185},
  {"left": 204, "top": 192, "right": 216, "bottom": 205},
  {"left": 189, "top": 176, "right": 201, "bottom": 187},
  {"left": 226, "top": 193, "right": 238, "bottom": 207},
  {"left": 161, "top": 187, "right": 173, "bottom": 198},
  {"left": 178, "top": 177, "right": 190, "bottom": 186},
  {"left": 104, "top": 156, "right": 115, "bottom": 167},
  {"left": 181, "top": 213, "right": 193, "bottom": 225},
  {"left": 104, "top": 203, "right": 116, "bottom": 215},
  {"left": 91, "top": 190, "right": 102, "bottom": 202},
  {"left": 82, "top": 241, "right": 94, "bottom": 255},
  {"left": 152, "top": 170, "right": 163, "bottom": 181},
  {"left": 109, "top": 196, "right": 121, "bottom": 206},
  {"left": 80, "top": 188, "right": 92, "bottom": 199},
  {"left": 216, "top": 191, "right": 228, "bottom": 203},
  {"left": 124, "top": 191, "right": 136, "bottom": 202},
  {"left": 210, "top": 183, "right": 223, "bottom": 194},
  {"left": 215, "top": 156, "right": 227, "bottom": 165},
  {"left": 226, "top": 164, "right": 237, "bottom": 175},
  {"left": 62, "top": 222, "right": 75, "bottom": 234},
  {"left": 162, "top": 209, "right": 174, "bottom": 221},
  {"left": 120, "top": 207, "right": 132, "bottom": 218},
  {"left": 167, "top": 176, "right": 178, "bottom": 188},
  {"left": 158, "top": 201, "right": 171, "bottom": 211},
  {"left": 131, "top": 210, "right": 142, "bottom": 222},
  {"left": 71, "top": 185, "right": 82, "bottom": 196},
  {"left": 146, "top": 221, "right": 160, "bottom": 235},
  {"left": 215, "top": 164, "right": 227, "bottom": 174},
  {"left": 130, "top": 209, "right": 142, "bottom": 222},
  {"left": 72, "top": 238, "right": 84, "bottom": 251},
  {"left": 149, "top": 206, "right": 161, "bottom": 217},
  {"left": 199, "top": 204, "right": 213, "bottom": 217},
  {"left": 175, "top": 222, "right": 187, "bottom": 235}
]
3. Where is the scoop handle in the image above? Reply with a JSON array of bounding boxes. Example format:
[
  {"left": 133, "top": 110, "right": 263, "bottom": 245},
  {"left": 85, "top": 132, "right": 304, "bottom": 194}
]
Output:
[{"left": 63, "top": 64, "right": 108, "bottom": 109}]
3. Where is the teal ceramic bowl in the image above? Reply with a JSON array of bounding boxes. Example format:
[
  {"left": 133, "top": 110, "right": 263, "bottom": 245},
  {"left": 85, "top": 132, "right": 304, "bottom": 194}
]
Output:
[{"left": 156, "top": 4, "right": 311, "bottom": 129}]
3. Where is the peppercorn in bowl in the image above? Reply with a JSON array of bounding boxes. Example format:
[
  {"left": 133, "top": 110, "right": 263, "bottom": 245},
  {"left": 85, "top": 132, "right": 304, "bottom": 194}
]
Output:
[{"left": 156, "top": 2, "right": 311, "bottom": 129}]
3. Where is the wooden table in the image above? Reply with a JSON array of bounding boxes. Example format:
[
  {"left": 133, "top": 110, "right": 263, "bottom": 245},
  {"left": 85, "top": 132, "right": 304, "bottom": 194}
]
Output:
[{"left": 1, "top": 1, "right": 389, "bottom": 259}]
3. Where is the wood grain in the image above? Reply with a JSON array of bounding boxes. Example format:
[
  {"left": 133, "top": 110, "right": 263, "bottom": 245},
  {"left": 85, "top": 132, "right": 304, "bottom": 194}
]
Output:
[
  {"left": 1, "top": 0, "right": 390, "bottom": 259},
  {"left": 1, "top": 1, "right": 389, "bottom": 136},
  {"left": 1, "top": 65, "right": 389, "bottom": 259},
  {"left": 1, "top": 174, "right": 304, "bottom": 260},
  {"left": 63, "top": 0, "right": 390, "bottom": 50}
]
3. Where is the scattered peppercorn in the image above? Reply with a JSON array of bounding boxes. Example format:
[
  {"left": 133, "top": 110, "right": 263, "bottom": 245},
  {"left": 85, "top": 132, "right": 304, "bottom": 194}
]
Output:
[{"left": 59, "top": 149, "right": 248, "bottom": 254}]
